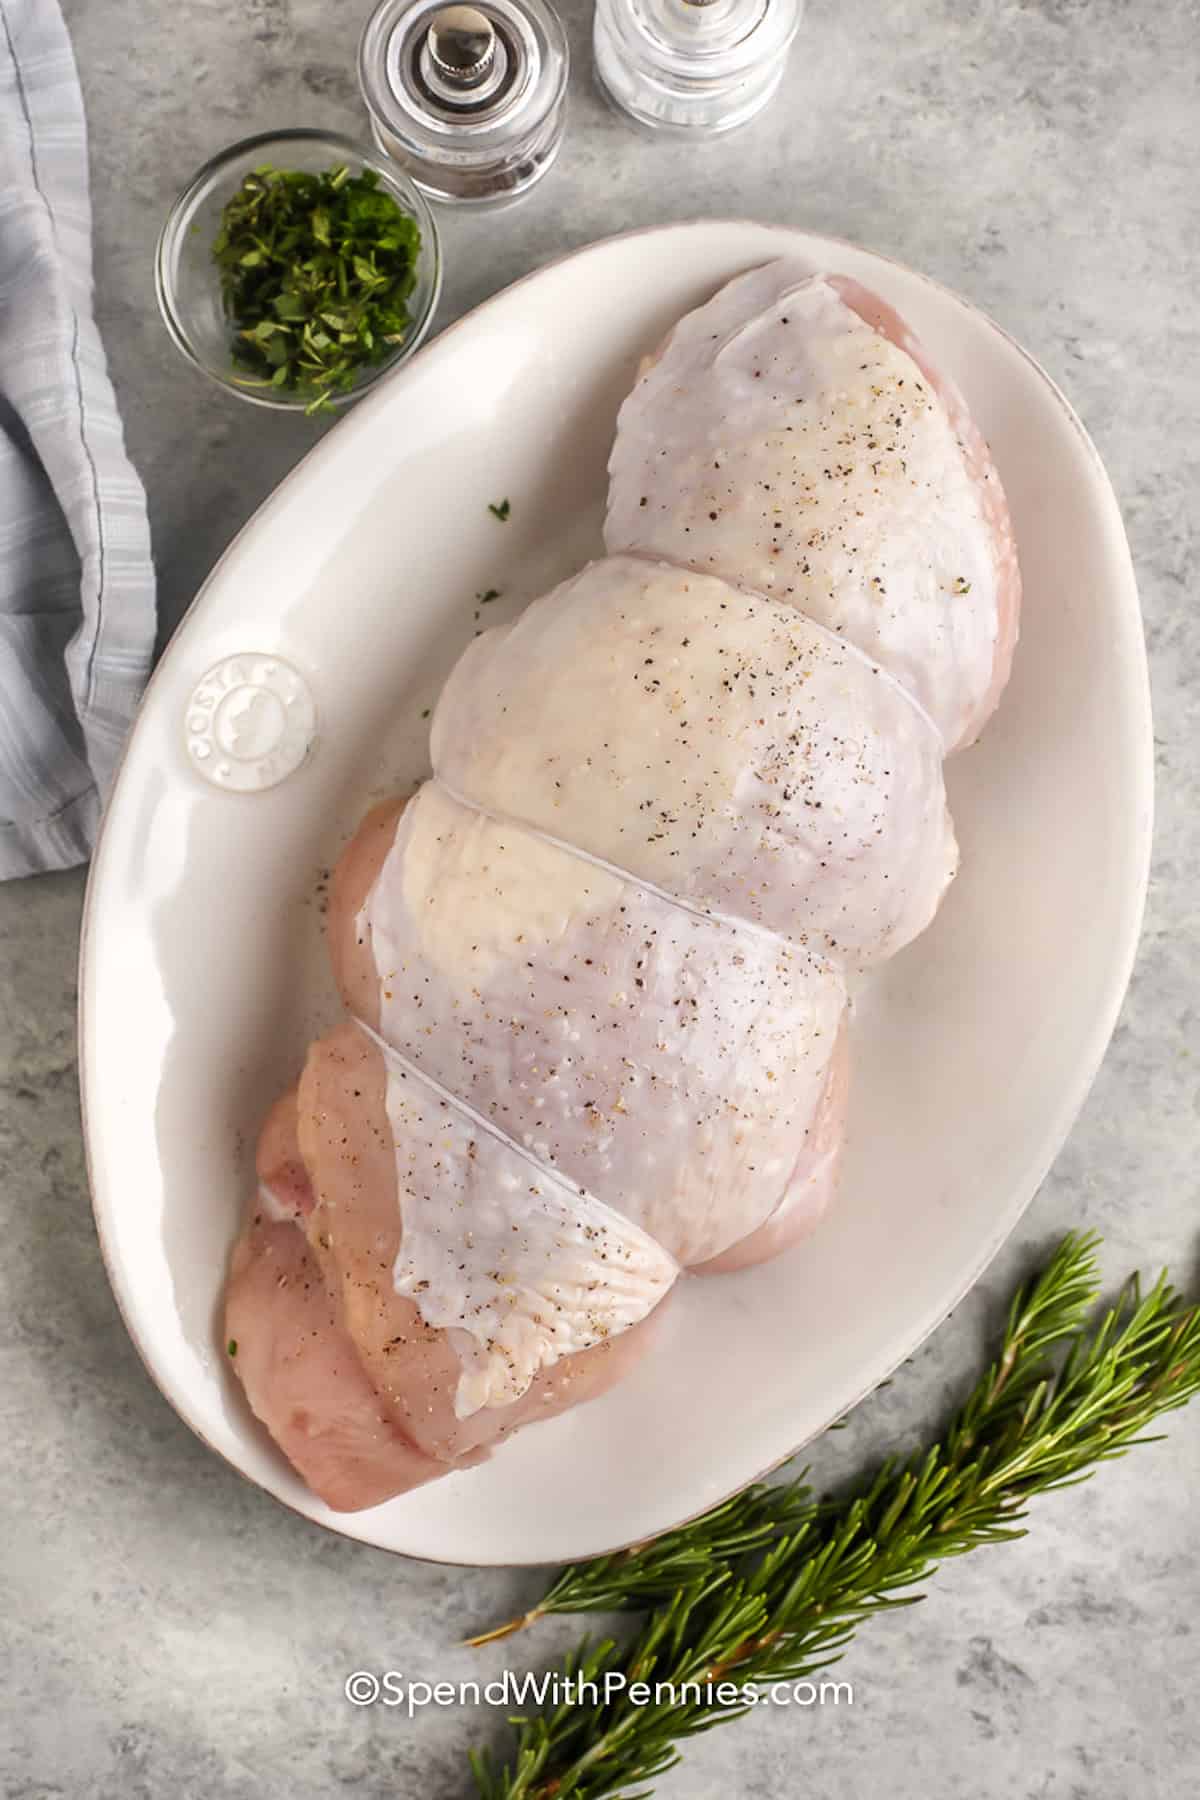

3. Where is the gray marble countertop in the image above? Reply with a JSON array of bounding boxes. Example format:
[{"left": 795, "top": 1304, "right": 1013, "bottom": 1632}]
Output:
[{"left": 3, "top": 1, "right": 1198, "bottom": 1794}]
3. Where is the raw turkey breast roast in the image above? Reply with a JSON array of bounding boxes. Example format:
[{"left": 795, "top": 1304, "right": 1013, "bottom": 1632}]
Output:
[{"left": 225, "top": 262, "right": 1021, "bottom": 1512}]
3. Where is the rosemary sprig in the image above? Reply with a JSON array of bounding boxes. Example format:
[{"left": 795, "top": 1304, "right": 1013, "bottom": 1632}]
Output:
[
  {"left": 468, "top": 1233, "right": 1200, "bottom": 1799},
  {"left": 465, "top": 1482, "right": 818, "bottom": 1647}
]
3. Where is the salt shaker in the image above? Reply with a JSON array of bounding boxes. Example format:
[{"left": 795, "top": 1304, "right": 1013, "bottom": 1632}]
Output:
[
  {"left": 593, "top": 0, "right": 802, "bottom": 135},
  {"left": 358, "top": 0, "right": 569, "bottom": 205}
]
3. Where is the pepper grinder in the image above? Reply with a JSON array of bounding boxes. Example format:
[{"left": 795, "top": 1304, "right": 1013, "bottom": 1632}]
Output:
[
  {"left": 593, "top": 0, "right": 802, "bottom": 135},
  {"left": 358, "top": 0, "right": 569, "bottom": 205}
]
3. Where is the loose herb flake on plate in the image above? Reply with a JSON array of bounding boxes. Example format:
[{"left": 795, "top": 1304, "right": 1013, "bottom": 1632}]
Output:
[
  {"left": 211, "top": 164, "right": 421, "bottom": 413},
  {"left": 487, "top": 498, "right": 511, "bottom": 522}
]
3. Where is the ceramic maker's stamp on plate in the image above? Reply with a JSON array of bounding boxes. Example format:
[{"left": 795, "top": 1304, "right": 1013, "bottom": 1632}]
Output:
[{"left": 185, "top": 655, "right": 317, "bottom": 792}]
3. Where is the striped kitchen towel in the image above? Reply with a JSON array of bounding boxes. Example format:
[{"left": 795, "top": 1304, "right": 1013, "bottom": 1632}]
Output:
[{"left": 0, "top": 0, "right": 154, "bottom": 879}]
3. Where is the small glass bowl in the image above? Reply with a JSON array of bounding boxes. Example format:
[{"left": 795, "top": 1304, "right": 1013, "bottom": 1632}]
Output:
[{"left": 155, "top": 128, "right": 442, "bottom": 411}]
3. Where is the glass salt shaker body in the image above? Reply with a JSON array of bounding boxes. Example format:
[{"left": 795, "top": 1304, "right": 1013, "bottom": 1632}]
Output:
[
  {"left": 359, "top": 0, "right": 569, "bottom": 205},
  {"left": 594, "top": 0, "right": 802, "bottom": 135}
]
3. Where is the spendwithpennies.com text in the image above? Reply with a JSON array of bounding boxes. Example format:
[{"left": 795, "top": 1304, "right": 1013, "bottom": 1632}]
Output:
[{"left": 343, "top": 1671, "right": 853, "bottom": 1718}]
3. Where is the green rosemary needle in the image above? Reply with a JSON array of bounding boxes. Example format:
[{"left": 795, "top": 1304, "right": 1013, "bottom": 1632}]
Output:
[{"left": 467, "top": 1233, "right": 1200, "bottom": 1800}]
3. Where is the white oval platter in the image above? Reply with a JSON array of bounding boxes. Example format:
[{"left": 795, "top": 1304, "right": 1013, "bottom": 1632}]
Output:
[{"left": 80, "top": 222, "right": 1152, "bottom": 1564}]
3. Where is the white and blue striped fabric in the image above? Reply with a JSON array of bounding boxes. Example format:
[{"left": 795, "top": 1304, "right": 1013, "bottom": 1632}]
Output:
[{"left": 0, "top": 0, "right": 153, "bottom": 879}]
